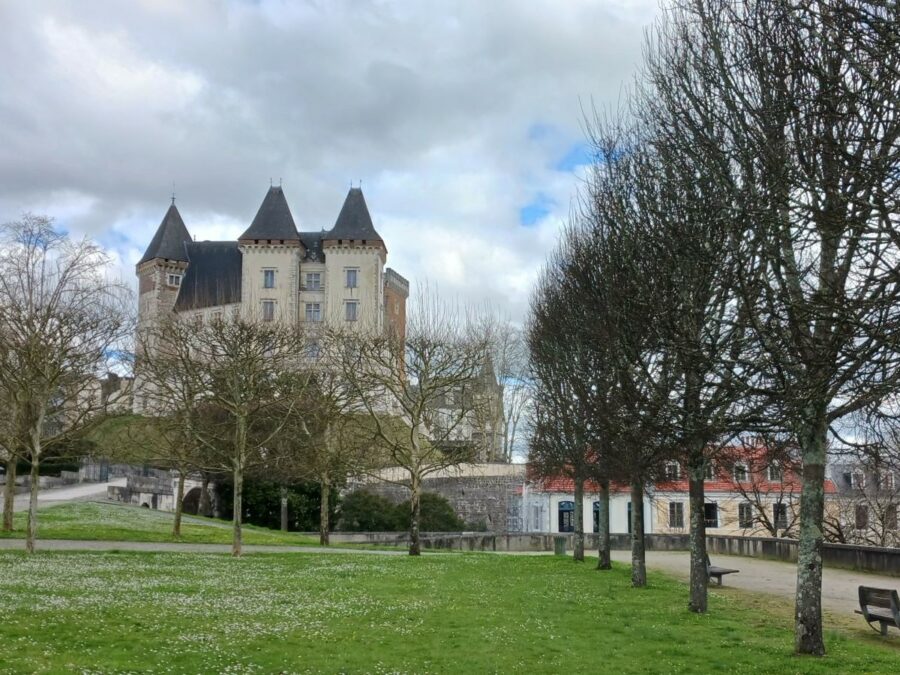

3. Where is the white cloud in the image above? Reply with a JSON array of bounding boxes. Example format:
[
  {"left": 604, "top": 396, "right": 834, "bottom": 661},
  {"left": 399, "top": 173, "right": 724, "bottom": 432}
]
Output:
[{"left": 0, "top": 0, "right": 659, "bottom": 323}]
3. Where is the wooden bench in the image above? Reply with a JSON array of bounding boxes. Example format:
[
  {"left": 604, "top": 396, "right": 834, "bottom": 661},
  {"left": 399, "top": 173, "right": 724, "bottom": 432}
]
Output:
[
  {"left": 855, "top": 586, "right": 900, "bottom": 636},
  {"left": 706, "top": 554, "right": 739, "bottom": 586}
]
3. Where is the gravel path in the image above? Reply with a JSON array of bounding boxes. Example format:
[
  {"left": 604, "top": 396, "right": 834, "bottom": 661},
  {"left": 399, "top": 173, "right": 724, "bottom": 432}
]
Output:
[
  {"left": 610, "top": 549, "right": 899, "bottom": 617},
  {"left": 0, "top": 539, "right": 406, "bottom": 555}
]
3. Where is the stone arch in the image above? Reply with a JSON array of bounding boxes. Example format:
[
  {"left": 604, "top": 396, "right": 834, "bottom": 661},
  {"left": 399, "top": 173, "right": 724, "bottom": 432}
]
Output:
[{"left": 182, "top": 486, "right": 204, "bottom": 516}]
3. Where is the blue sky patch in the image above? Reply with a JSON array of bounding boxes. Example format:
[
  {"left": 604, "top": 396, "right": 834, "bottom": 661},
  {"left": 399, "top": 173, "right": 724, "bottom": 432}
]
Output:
[
  {"left": 519, "top": 194, "right": 554, "bottom": 227},
  {"left": 555, "top": 141, "right": 593, "bottom": 171}
]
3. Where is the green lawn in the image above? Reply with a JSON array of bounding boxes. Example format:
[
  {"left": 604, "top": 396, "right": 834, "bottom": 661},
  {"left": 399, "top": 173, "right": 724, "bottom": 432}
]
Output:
[
  {"left": 0, "top": 501, "right": 320, "bottom": 546},
  {"left": 0, "top": 552, "right": 896, "bottom": 673}
]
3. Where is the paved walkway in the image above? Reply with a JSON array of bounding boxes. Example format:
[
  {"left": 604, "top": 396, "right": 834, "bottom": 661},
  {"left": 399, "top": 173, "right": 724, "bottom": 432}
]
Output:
[
  {"left": 610, "top": 549, "right": 899, "bottom": 617},
  {"left": 2, "top": 478, "right": 126, "bottom": 512},
  {"left": 0, "top": 539, "right": 405, "bottom": 555}
]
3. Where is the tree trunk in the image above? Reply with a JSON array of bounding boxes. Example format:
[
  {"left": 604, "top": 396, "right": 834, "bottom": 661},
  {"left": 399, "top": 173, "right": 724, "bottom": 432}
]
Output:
[
  {"left": 573, "top": 476, "right": 585, "bottom": 562},
  {"left": 630, "top": 480, "right": 646, "bottom": 587},
  {"left": 795, "top": 417, "right": 827, "bottom": 655},
  {"left": 688, "top": 457, "right": 708, "bottom": 613},
  {"left": 25, "top": 456, "right": 39, "bottom": 554},
  {"left": 409, "top": 476, "right": 421, "bottom": 556},
  {"left": 231, "top": 462, "right": 243, "bottom": 557},
  {"left": 2, "top": 457, "right": 16, "bottom": 531},
  {"left": 198, "top": 474, "right": 211, "bottom": 517},
  {"left": 596, "top": 478, "right": 611, "bottom": 570},
  {"left": 172, "top": 470, "right": 185, "bottom": 538},
  {"left": 280, "top": 486, "right": 289, "bottom": 532},
  {"left": 319, "top": 480, "right": 330, "bottom": 546}
]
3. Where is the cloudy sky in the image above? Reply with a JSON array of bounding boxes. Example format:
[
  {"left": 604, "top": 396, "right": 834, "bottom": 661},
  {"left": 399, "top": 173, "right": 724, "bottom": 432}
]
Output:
[{"left": 0, "top": 0, "right": 659, "bottom": 322}]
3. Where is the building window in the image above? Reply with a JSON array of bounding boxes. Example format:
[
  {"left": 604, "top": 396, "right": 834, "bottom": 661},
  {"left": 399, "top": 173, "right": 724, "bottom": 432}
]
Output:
[
  {"left": 305, "top": 303, "right": 321, "bottom": 322},
  {"left": 879, "top": 472, "right": 895, "bottom": 491},
  {"left": 773, "top": 503, "right": 788, "bottom": 530},
  {"left": 263, "top": 269, "right": 275, "bottom": 289},
  {"left": 345, "top": 268, "right": 358, "bottom": 289},
  {"left": 851, "top": 472, "right": 866, "bottom": 489},
  {"left": 738, "top": 502, "right": 754, "bottom": 529},
  {"left": 704, "top": 503, "right": 719, "bottom": 528},
  {"left": 668, "top": 502, "right": 685, "bottom": 529},
  {"left": 664, "top": 462, "right": 681, "bottom": 481},
  {"left": 306, "top": 341, "right": 321, "bottom": 359},
  {"left": 704, "top": 463, "right": 715, "bottom": 481},
  {"left": 886, "top": 505, "right": 898, "bottom": 530},
  {"left": 306, "top": 272, "right": 322, "bottom": 290},
  {"left": 345, "top": 301, "right": 358, "bottom": 322},
  {"left": 855, "top": 504, "right": 869, "bottom": 530},
  {"left": 733, "top": 463, "right": 749, "bottom": 483},
  {"left": 767, "top": 462, "right": 783, "bottom": 482},
  {"left": 558, "top": 501, "right": 575, "bottom": 533},
  {"left": 261, "top": 300, "right": 275, "bottom": 322},
  {"left": 167, "top": 273, "right": 182, "bottom": 287},
  {"left": 592, "top": 501, "right": 601, "bottom": 533}
]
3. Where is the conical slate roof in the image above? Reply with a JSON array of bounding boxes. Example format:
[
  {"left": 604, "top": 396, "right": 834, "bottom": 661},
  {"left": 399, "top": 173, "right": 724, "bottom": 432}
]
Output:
[
  {"left": 327, "top": 188, "right": 383, "bottom": 242},
  {"left": 138, "top": 203, "right": 192, "bottom": 265},
  {"left": 239, "top": 186, "right": 300, "bottom": 241}
]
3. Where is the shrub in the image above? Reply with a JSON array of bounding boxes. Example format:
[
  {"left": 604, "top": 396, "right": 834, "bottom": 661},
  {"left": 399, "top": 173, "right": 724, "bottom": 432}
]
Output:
[
  {"left": 395, "top": 492, "right": 465, "bottom": 532},
  {"left": 337, "top": 490, "right": 400, "bottom": 531}
]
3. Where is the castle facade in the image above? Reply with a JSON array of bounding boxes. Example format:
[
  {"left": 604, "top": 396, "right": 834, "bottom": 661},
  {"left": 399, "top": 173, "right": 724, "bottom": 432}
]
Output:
[{"left": 136, "top": 185, "right": 408, "bottom": 341}]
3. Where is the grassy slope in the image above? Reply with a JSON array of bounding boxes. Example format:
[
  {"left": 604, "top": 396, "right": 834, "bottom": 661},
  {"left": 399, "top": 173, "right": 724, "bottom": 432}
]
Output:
[
  {"left": 0, "top": 501, "right": 320, "bottom": 546},
  {"left": 0, "top": 552, "right": 897, "bottom": 673}
]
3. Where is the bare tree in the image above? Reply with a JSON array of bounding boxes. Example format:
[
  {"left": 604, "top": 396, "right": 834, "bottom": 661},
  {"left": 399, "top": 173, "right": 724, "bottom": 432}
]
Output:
[
  {"left": 338, "top": 285, "right": 491, "bottom": 556},
  {"left": 0, "top": 214, "right": 132, "bottom": 552},
  {"left": 642, "top": 0, "right": 900, "bottom": 654},
  {"left": 487, "top": 322, "right": 533, "bottom": 462},
  {"left": 137, "top": 314, "right": 310, "bottom": 555}
]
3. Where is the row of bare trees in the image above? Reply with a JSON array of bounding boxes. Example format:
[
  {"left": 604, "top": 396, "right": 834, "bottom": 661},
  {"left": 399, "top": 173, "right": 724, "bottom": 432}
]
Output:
[
  {"left": 529, "top": 0, "right": 899, "bottom": 656},
  {"left": 133, "top": 287, "right": 501, "bottom": 557}
]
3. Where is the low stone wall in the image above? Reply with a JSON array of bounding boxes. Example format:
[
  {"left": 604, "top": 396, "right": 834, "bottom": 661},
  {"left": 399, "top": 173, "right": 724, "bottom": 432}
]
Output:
[{"left": 323, "top": 531, "right": 900, "bottom": 576}]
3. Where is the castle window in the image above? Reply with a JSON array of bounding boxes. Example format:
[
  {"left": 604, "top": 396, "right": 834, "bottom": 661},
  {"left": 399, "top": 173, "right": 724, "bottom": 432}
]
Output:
[
  {"left": 345, "top": 301, "right": 358, "bottom": 322},
  {"left": 167, "top": 273, "right": 182, "bottom": 287},
  {"left": 262, "top": 300, "right": 275, "bottom": 322},
  {"left": 263, "top": 269, "right": 275, "bottom": 289},
  {"left": 345, "top": 268, "right": 358, "bottom": 289},
  {"left": 305, "top": 272, "right": 322, "bottom": 290},
  {"left": 305, "top": 303, "right": 321, "bottom": 322}
]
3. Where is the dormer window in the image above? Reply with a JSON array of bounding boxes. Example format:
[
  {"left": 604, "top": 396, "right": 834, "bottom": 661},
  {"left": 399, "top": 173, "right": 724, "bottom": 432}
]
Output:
[
  {"left": 664, "top": 462, "right": 681, "bottom": 481},
  {"left": 167, "top": 273, "right": 182, "bottom": 287}
]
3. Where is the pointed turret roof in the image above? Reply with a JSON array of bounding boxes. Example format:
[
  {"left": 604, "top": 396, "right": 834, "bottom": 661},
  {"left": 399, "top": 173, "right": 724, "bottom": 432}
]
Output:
[
  {"left": 327, "top": 187, "right": 383, "bottom": 242},
  {"left": 239, "top": 185, "right": 300, "bottom": 241},
  {"left": 138, "top": 203, "right": 192, "bottom": 265}
]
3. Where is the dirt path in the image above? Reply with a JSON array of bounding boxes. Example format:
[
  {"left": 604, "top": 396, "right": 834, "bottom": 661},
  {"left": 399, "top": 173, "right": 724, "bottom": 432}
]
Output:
[{"left": 610, "top": 549, "right": 898, "bottom": 617}]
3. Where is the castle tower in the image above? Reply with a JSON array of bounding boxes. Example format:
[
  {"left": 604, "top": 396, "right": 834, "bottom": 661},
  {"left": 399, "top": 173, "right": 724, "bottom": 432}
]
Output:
[
  {"left": 136, "top": 202, "right": 192, "bottom": 336},
  {"left": 238, "top": 186, "right": 302, "bottom": 324},
  {"left": 134, "top": 201, "right": 192, "bottom": 412},
  {"left": 322, "top": 188, "right": 386, "bottom": 331}
]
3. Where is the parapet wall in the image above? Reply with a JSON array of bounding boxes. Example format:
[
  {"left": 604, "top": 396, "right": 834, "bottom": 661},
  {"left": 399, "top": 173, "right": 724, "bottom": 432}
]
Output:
[{"left": 323, "top": 531, "right": 900, "bottom": 576}]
